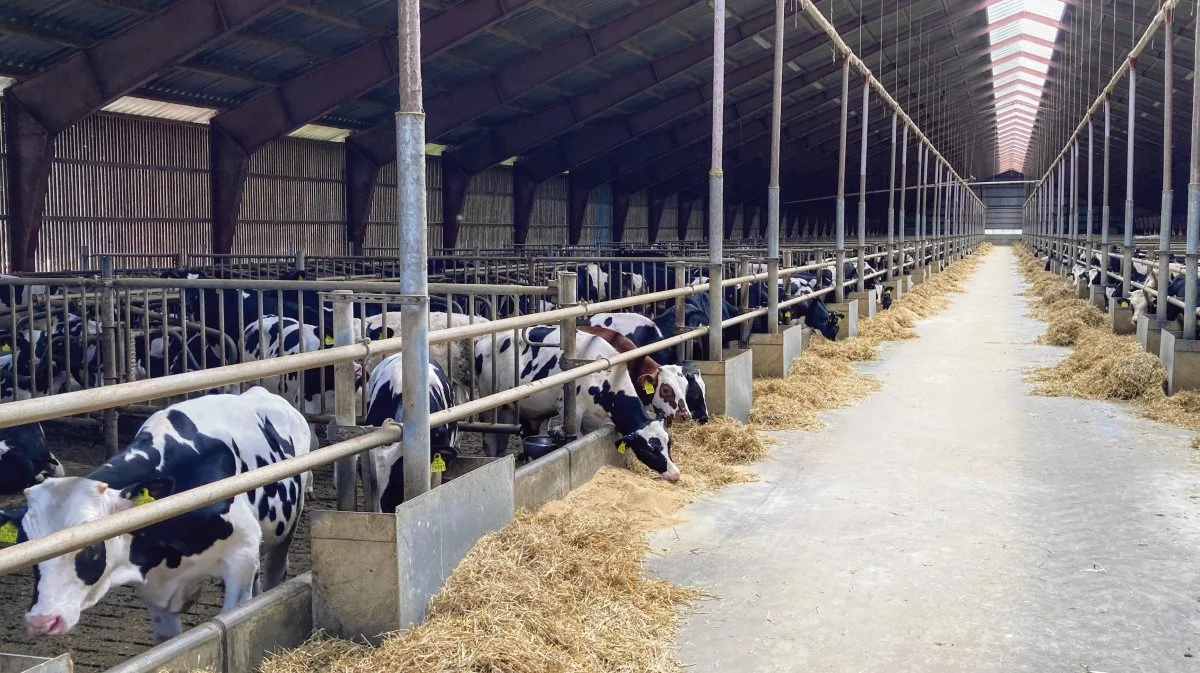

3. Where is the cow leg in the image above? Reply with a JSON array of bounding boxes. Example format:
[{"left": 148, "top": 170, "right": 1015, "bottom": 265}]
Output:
[
  {"left": 220, "top": 548, "right": 261, "bottom": 611},
  {"left": 259, "top": 535, "right": 292, "bottom": 594},
  {"left": 147, "top": 604, "right": 183, "bottom": 645},
  {"left": 485, "top": 406, "right": 517, "bottom": 457}
]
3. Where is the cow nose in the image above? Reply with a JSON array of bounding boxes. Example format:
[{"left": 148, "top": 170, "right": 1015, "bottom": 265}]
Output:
[
  {"left": 674, "top": 410, "right": 690, "bottom": 422},
  {"left": 27, "top": 613, "right": 65, "bottom": 637},
  {"left": 662, "top": 468, "right": 681, "bottom": 482}
]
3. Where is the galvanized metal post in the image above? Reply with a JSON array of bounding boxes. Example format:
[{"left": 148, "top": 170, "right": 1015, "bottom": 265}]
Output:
[
  {"left": 886, "top": 113, "right": 897, "bottom": 281},
  {"left": 766, "top": 0, "right": 784, "bottom": 334},
  {"left": 332, "top": 291, "right": 362, "bottom": 511},
  {"left": 856, "top": 76, "right": 868, "bottom": 294},
  {"left": 1186, "top": 10, "right": 1200, "bottom": 339},
  {"left": 707, "top": 0, "right": 727, "bottom": 362},
  {"left": 1103, "top": 96, "right": 1112, "bottom": 274},
  {"left": 1075, "top": 141, "right": 1084, "bottom": 267},
  {"left": 1123, "top": 61, "right": 1138, "bottom": 298},
  {"left": 835, "top": 54, "right": 850, "bottom": 303},
  {"left": 100, "top": 257, "right": 119, "bottom": 456},
  {"left": 1157, "top": 13, "right": 1174, "bottom": 323},
  {"left": 396, "top": 0, "right": 432, "bottom": 501},
  {"left": 898, "top": 124, "right": 908, "bottom": 272},
  {"left": 557, "top": 271, "right": 579, "bottom": 439},
  {"left": 933, "top": 161, "right": 942, "bottom": 267},
  {"left": 738, "top": 256, "right": 751, "bottom": 344},
  {"left": 916, "top": 143, "right": 925, "bottom": 270},
  {"left": 674, "top": 262, "right": 689, "bottom": 360},
  {"left": 1087, "top": 119, "right": 1095, "bottom": 272},
  {"left": 80, "top": 245, "right": 90, "bottom": 271},
  {"left": 1056, "top": 161, "right": 1064, "bottom": 273}
]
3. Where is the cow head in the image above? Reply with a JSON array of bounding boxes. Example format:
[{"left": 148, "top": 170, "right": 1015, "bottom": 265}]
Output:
[
  {"left": 1126, "top": 289, "right": 1153, "bottom": 326},
  {"left": 683, "top": 368, "right": 709, "bottom": 425},
  {"left": 880, "top": 287, "right": 894, "bottom": 311},
  {"left": 0, "top": 424, "right": 62, "bottom": 494},
  {"left": 619, "top": 417, "right": 679, "bottom": 481},
  {"left": 642, "top": 365, "right": 691, "bottom": 422},
  {"left": 8, "top": 477, "right": 166, "bottom": 637}
]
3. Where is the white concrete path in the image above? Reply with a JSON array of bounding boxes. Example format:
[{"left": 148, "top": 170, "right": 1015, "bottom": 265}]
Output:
[{"left": 650, "top": 246, "right": 1200, "bottom": 673}]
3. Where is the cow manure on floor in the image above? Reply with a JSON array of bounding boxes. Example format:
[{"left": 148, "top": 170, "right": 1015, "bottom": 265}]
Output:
[
  {"left": 261, "top": 419, "right": 768, "bottom": 673},
  {"left": 752, "top": 245, "right": 994, "bottom": 430}
]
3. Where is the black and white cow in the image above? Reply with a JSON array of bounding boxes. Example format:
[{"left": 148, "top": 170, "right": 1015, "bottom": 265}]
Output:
[
  {"left": 0, "top": 276, "right": 47, "bottom": 313},
  {"left": 586, "top": 313, "right": 710, "bottom": 423},
  {"left": 363, "top": 354, "right": 459, "bottom": 512},
  {"left": 474, "top": 327, "right": 680, "bottom": 480},
  {"left": 0, "top": 424, "right": 63, "bottom": 494},
  {"left": 1, "top": 387, "right": 310, "bottom": 643},
  {"left": 242, "top": 316, "right": 361, "bottom": 415}
]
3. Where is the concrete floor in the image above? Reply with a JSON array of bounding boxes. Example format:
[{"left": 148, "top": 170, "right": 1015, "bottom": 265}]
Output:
[{"left": 649, "top": 246, "right": 1200, "bottom": 673}]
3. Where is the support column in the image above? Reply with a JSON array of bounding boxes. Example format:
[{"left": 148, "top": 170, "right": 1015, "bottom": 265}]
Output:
[
  {"left": 850, "top": 75, "right": 874, "bottom": 318},
  {"left": 1121, "top": 60, "right": 1138, "bottom": 300},
  {"left": 345, "top": 142, "right": 382, "bottom": 255},
  {"left": 440, "top": 155, "right": 470, "bottom": 251},
  {"left": 647, "top": 189, "right": 667, "bottom": 243},
  {"left": 677, "top": 195, "right": 694, "bottom": 241},
  {"left": 210, "top": 124, "right": 250, "bottom": 255},
  {"left": 512, "top": 166, "right": 540, "bottom": 247},
  {"left": 3, "top": 96, "right": 55, "bottom": 272},
  {"left": 396, "top": 0, "right": 432, "bottom": 501},
  {"left": 567, "top": 174, "right": 590, "bottom": 245},
  {"left": 611, "top": 182, "right": 632, "bottom": 243},
  {"left": 1143, "top": 18, "right": 1176, "bottom": 353}
]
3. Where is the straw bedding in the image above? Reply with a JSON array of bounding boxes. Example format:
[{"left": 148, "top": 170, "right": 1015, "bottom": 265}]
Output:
[
  {"left": 749, "top": 352, "right": 881, "bottom": 430},
  {"left": 1014, "top": 246, "right": 1179, "bottom": 415},
  {"left": 261, "top": 419, "right": 769, "bottom": 673}
]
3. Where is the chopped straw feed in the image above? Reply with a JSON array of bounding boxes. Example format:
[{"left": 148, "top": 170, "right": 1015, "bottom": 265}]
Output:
[
  {"left": 750, "top": 353, "right": 881, "bottom": 430},
  {"left": 262, "top": 419, "right": 769, "bottom": 673},
  {"left": 1013, "top": 246, "right": 1198, "bottom": 426}
]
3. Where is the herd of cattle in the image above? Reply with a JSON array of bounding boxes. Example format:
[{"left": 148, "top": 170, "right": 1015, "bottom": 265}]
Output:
[
  {"left": 1045, "top": 248, "right": 1200, "bottom": 332},
  {"left": 0, "top": 253, "right": 914, "bottom": 645}
]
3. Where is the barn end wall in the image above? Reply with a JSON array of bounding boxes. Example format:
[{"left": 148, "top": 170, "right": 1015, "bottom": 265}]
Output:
[{"left": 101, "top": 427, "right": 622, "bottom": 673}]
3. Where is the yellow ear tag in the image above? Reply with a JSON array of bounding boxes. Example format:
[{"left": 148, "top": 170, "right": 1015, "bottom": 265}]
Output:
[
  {"left": 617, "top": 442, "right": 627, "bottom": 455},
  {"left": 0, "top": 521, "right": 17, "bottom": 544},
  {"left": 783, "top": 312, "right": 792, "bottom": 321},
  {"left": 430, "top": 454, "right": 447, "bottom": 473},
  {"left": 132, "top": 488, "right": 155, "bottom": 507},
  {"left": 643, "top": 381, "right": 654, "bottom": 395},
  {"left": 324, "top": 335, "right": 335, "bottom": 346},
  {"left": 1, "top": 344, "right": 10, "bottom": 353}
]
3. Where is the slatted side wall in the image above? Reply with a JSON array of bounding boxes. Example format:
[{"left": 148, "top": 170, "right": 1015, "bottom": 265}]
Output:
[
  {"left": 39, "top": 112, "right": 211, "bottom": 271},
  {"left": 1, "top": 104, "right": 621, "bottom": 270},
  {"left": 234, "top": 137, "right": 347, "bottom": 256}
]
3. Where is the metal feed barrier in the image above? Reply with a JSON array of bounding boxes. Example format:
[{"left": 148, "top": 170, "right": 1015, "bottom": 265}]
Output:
[{"left": 0, "top": 232, "right": 1001, "bottom": 580}]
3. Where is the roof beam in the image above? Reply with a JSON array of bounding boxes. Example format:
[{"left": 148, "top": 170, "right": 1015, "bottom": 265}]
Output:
[
  {"left": 4, "top": 0, "right": 286, "bottom": 270},
  {"left": 208, "top": 0, "right": 545, "bottom": 251},
  {"left": 347, "top": 0, "right": 703, "bottom": 160},
  {"left": 439, "top": 4, "right": 780, "bottom": 175}
]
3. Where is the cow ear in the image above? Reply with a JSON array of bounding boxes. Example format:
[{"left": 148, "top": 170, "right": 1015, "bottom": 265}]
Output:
[
  {"left": 637, "top": 373, "right": 656, "bottom": 396},
  {"left": 119, "top": 477, "right": 174, "bottom": 504}
]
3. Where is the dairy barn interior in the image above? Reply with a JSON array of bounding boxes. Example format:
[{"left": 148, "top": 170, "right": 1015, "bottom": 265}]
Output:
[{"left": 0, "top": 0, "right": 1198, "bottom": 670}]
